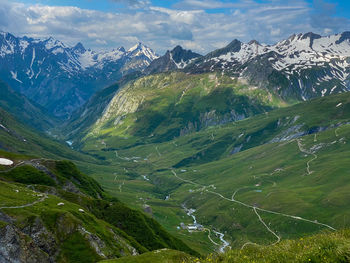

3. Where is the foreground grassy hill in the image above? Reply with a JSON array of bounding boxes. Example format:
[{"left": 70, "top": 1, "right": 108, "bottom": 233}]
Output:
[
  {"left": 99, "top": 230, "right": 350, "bottom": 263},
  {"left": 0, "top": 151, "right": 199, "bottom": 262},
  {"left": 72, "top": 90, "right": 350, "bottom": 254},
  {"left": 205, "top": 230, "right": 350, "bottom": 263},
  {"left": 100, "top": 249, "right": 195, "bottom": 263}
]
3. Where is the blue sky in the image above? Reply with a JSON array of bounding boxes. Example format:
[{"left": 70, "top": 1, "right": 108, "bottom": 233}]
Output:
[
  {"left": 14, "top": 0, "right": 350, "bottom": 16},
  {"left": 0, "top": 0, "right": 349, "bottom": 54}
]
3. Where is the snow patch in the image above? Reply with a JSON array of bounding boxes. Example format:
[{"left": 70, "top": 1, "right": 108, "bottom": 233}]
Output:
[
  {"left": 0, "top": 158, "right": 13, "bottom": 166},
  {"left": 10, "top": 71, "right": 23, "bottom": 83}
]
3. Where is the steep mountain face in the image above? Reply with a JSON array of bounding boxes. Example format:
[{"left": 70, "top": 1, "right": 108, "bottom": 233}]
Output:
[
  {"left": 144, "top": 45, "right": 201, "bottom": 74},
  {"left": 61, "top": 72, "right": 143, "bottom": 143},
  {"left": 71, "top": 72, "right": 287, "bottom": 149},
  {"left": 186, "top": 32, "right": 350, "bottom": 102},
  {"left": 0, "top": 32, "right": 158, "bottom": 117},
  {"left": 0, "top": 80, "right": 56, "bottom": 131}
]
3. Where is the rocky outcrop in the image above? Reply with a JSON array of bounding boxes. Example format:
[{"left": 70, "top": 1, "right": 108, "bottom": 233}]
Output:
[
  {"left": 0, "top": 224, "right": 50, "bottom": 263},
  {"left": 180, "top": 110, "right": 246, "bottom": 136}
]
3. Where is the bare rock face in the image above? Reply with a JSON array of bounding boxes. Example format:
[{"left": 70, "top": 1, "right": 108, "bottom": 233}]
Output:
[
  {"left": 0, "top": 224, "right": 50, "bottom": 263},
  {"left": 144, "top": 45, "right": 201, "bottom": 75},
  {"left": 22, "top": 217, "right": 57, "bottom": 258}
]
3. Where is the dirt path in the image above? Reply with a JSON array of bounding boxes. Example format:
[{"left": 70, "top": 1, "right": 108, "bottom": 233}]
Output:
[
  {"left": 203, "top": 228, "right": 220, "bottom": 246},
  {"left": 253, "top": 207, "right": 281, "bottom": 245},
  {"left": 335, "top": 127, "right": 340, "bottom": 137},
  {"left": 0, "top": 158, "right": 51, "bottom": 174},
  {"left": 205, "top": 188, "right": 335, "bottom": 231},
  {"left": 241, "top": 241, "right": 259, "bottom": 250},
  {"left": 0, "top": 193, "right": 48, "bottom": 210},
  {"left": 171, "top": 168, "right": 336, "bottom": 249},
  {"left": 155, "top": 146, "right": 162, "bottom": 157},
  {"left": 297, "top": 139, "right": 317, "bottom": 175},
  {"left": 231, "top": 186, "right": 252, "bottom": 200}
]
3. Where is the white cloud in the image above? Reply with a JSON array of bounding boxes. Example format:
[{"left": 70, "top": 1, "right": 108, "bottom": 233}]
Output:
[
  {"left": 108, "top": 0, "right": 151, "bottom": 9},
  {"left": 0, "top": 0, "right": 349, "bottom": 55}
]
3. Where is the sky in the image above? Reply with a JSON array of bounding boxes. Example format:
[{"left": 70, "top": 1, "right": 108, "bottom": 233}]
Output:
[{"left": 0, "top": 0, "right": 349, "bottom": 54}]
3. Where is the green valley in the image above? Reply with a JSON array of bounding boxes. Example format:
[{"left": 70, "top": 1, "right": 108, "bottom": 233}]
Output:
[{"left": 69, "top": 79, "right": 350, "bottom": 256}]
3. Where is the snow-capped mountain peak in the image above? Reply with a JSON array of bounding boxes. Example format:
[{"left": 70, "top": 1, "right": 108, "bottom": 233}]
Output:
[
  {"left": 144, "top": 45, "right": 201, "bottom": 74},
  {"left": 0, "top": 33, "right": 159, "bottom": 117},
  {"left": 73, "top": 42, "right": 86, "bottom": 53},
  {"left": 128, "top": 42, "right": 143, "bottom": 52},
  {"left": 127, "top": 42, "right": 158, "bottom": 61},
  {"left": 185, "top": 31, "right": 350, "bottom": 102}
]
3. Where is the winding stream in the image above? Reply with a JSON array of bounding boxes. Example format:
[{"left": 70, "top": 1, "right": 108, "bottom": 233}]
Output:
[
  {"left": 182, "top": 204, "right": 230, "bottom": 253},
  {"left": 213, "top": 230, "right": 230, "bottom": 253}
]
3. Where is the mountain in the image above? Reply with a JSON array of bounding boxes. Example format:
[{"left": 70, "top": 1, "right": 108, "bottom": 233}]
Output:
[
  {"left": 144, "top": 46, "right": 201, "bottom": 74},
  {"left": 0, "top": 79, "right": 57, "bottom": 131},
  {"left": 64, "top": 72, "right": 287, "bottom": 147},
  {"left": 0, "top": 32, "right": 158, "bottom": 117},
  {"left": 61, "top": 72, "right": 142, "bottom": 144},
  {"left": 65, "top": 32, "right": 350, "bottom": 148},
  {"left": 185, "top": 32, "right": 350, "bottom": 102}
]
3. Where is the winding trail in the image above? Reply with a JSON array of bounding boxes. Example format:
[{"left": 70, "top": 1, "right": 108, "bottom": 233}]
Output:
[
  {"left": 170, "top": 169, "right": 336, "bottom": 249},
  {"left": 241, "top": 241, "right": 259, "bottom": 250},
  {"left": 231, "top": 186, "right": 252, "bottom": 200},
  {"left": 0, "top": 158, "right": 51, "bottom": 174},
  {"left": 306, "top": 154, "right": 317, "bottom": 175},
  {"left": 297, "top": 139, "right": 317, "bottom": 175},
  {"left": 253, "top": 207, "right": 281, "bottom": 245},
  {"left": 203, "top": 228, "right": 220, "bottom": 246},
  {"left": 155, "top": 146, "right": 162, "bottom": 157},
  {"left": 119, "top": 180, "right": 125, "bottom": 192},
  {"left": 205, "top": 188, "right": 335, "bottom": 231},
  {"left": 335, "top": 127, "right": 340, "bottom": 137},
  {"left": 0, "top": 193, "right": 48, "bottom": 210}
]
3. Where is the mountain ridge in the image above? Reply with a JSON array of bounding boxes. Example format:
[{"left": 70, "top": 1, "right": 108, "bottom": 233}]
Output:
[
  {"left": 144, "top": 45, "right": 201, "bottom": 75},
  {"left": 0, "top": 31, "right": 158, "bottom": 117},
  {"left": 185, "top": 31, "right": 350, "bottom": 102}
]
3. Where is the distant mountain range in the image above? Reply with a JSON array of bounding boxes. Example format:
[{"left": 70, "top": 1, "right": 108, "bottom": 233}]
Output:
[
  {"left": 0, "top": 32, "right": 158, "bottom": 117},
  {"left": 1, "top": 31, "right": 350, "bottom": 119},
  {"left": 185, "top": 32, "right": 350, "bottom": 101}
]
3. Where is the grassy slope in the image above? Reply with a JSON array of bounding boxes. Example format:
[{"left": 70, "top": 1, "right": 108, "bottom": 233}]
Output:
[
  {"left": 100, "top": 249, "right": 195, "bottom": 263},
  {"left": 100, "top": 230, "right": 350, "bottom": 263},
  {"left": 80, "top": 72, "right": 287, "bottom": 149},
  {"left": 75, "top": 91, "right": 350, "bottom": 254},
  {"left": 0, "top": 162, "right": 138, "bottom": 262},
  {"left": 205, "top": 230, "right": 350, "bottom": 263},
  {"left": 0, "top": 80, "right": 57, "bottom": 131},
  {"left": 0, "top": 153, "right": 199, "bottom": 261},
  {"left": 0, "top": 107, "right": 97, "bottom": 163}
]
